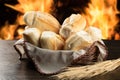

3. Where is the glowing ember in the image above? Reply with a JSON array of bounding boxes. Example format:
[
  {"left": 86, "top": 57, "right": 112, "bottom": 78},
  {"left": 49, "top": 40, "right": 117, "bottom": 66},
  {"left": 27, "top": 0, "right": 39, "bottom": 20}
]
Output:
[{"left": 83, "top": 0, "right": 119, "bottom": 39}]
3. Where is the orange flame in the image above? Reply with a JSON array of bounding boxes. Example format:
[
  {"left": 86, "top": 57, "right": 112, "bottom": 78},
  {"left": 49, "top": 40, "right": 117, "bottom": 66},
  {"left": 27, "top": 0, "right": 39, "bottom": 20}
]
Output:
[
  {"left": 5, "top": 0, "right": 53, "bottom": 13},
  {"left": 0, "top": 0, "right": 53, "bottom": 40},
  {"left": 83, "top": 0, "right": 119, "bottom": 39},
  {"left": 0, "top": 22, "right": 17, "bottom": 40},
  {"left": 1, "top": 0, "right": 120, "bottom": 40}
]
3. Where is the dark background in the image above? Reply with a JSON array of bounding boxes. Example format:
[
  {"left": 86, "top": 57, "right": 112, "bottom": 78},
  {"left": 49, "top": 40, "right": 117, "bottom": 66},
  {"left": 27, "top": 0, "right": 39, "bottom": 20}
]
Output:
[
  {"left": 0, "top": 0, "right": 120, "bottom": 35},
  {"left": 0, "top": 0, "right": 119, "bottom": 26},
  {"left": 0, "top": 0, "right": 19, "bottom": 27}
]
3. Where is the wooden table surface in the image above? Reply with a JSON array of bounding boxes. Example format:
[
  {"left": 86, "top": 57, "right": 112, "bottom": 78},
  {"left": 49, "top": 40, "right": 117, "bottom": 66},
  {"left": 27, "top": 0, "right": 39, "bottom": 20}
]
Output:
[
  {"left": 0, "top": 40, "right": 120, "bottom": 80},
  {"left": 0, "top": 40, "right": 53, "bottom": 80}
]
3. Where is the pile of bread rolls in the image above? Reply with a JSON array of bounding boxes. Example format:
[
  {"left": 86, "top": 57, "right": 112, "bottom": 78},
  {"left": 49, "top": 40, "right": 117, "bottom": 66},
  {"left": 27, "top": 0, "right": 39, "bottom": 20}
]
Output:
[{"left": 23, "top": 11, "right": 102, "bottom": 51}]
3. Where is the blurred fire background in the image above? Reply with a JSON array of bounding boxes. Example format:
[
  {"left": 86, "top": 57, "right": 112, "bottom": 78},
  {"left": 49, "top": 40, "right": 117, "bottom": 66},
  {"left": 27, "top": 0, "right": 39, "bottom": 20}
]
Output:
[{"left": 0, "top": 0, "right": 120, "bottom": 40}]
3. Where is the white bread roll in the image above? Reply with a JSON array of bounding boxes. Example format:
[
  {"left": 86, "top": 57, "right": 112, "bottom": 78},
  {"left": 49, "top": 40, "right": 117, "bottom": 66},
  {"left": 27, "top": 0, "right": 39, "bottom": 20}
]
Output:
[
  {"left": 64, "top": 31, "right": 92, "bottom": 51},
  {"left": 23, "top": 28, "right": 41, "bottom": 46},
  {"left": 23, "top": 11, "right": 60, "bottom": 33},
  {"left": 40, "top": 31, "right": 64, "bottom": 50},
  {"left": 86, "top": 26, "right": 102, "bottom": 41},
  {"left": 59, "top": 14, "right": 86, "bottom": 39}
]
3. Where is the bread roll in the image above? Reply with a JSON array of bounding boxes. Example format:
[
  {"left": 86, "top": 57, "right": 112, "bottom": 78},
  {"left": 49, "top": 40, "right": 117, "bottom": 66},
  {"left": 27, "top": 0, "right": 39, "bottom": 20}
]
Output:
[
  {"left": 64, "top": 31, "right": 92, "bottom": 51},
  {"left": 23, "top": 28, "right": 41, "bottom": 46},
  {"left": 86, "top": 26, "right": 102, "bottom": 41},
  {"left": 40, "top": 31, "right": 64, "bottom": 50},
  {"left": 59, "top": 14, "right": 86, "bottom": 39},
  {"left": 23, "top": 11, "right": 60, "bottom": 33}
]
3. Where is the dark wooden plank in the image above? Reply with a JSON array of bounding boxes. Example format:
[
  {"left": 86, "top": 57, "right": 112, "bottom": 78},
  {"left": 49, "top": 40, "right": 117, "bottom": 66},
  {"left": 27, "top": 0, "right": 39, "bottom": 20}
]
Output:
[
  {"left": 0, "top": 40, "right": 51, "bottom": 80},
  {"left": 0, "top": 40, "right": 120, "bottom": 80},
  {"left": 103, "top": 40, "right": 120, "bottom": 59}
]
